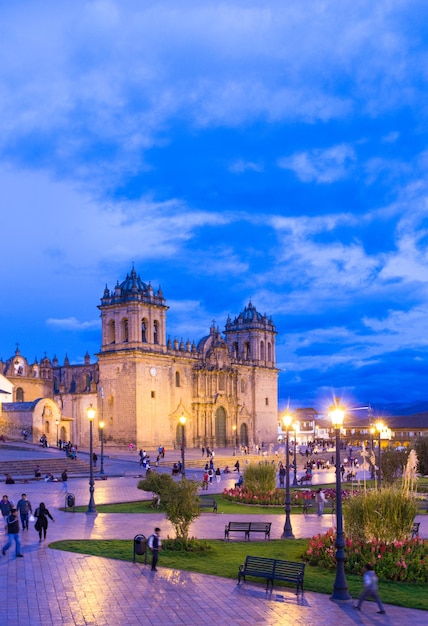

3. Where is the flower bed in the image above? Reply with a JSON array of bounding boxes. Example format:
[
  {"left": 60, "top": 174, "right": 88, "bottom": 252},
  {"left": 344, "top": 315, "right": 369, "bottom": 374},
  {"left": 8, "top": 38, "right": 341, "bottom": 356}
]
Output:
[
  {"left": 305, "top": 529, "right": 428, "bottom": 582},
  {"left": 222, "top": 486, "right": 359, "bottom": 507}
]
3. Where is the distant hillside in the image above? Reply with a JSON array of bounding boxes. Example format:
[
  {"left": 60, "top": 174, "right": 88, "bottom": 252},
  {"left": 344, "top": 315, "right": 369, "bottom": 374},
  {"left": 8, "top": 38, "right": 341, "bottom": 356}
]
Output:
[{"left": 373, "top": 401, "right": 428, "bottom": 416}]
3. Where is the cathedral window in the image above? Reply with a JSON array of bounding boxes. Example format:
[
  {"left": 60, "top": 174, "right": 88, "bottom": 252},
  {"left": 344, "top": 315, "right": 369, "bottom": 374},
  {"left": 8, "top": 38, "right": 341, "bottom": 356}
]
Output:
[
  {"left": 267, "top": 342, "right": 272, "bottom": 361},
  {"left": 122, "top": 318, "right": 129, "bottom": 342},
  {"left": 240, "top": 379, "right": 245, "bottom": 393},
  {"left": 45, "top": 421, "right": 50, "bottom": 433},
  {"left": 260, "top": 341, "right": 265, "bottom": 360},
  {"left": 154, "top": 320, "right": 159, "bottom": 344},
  {"left": 108, "top": 320, "right": 115, "bottom": 344},
  {"left": 244, "top": 341, "right": 250, "bottom": 358},
  {"left": 265, "top": 397, "right": 269, "bottom": 406},
  {"left": 232, "top": 342, "right": 238, "bottom": 358},
  {"left": 219, "top": 373, "right": 225, "bottom": 391},
  {"left": 16, "top": 387, "right": 24, "bottom": 402},
  {"left": 141, "top": 319, "right": 147, "bottom": 342},
  {"left": 175, "top": 371, "right": 181, "bottom": 387},
  {"left": 151, "top": 390, "right": 156, "bottom": 398}
]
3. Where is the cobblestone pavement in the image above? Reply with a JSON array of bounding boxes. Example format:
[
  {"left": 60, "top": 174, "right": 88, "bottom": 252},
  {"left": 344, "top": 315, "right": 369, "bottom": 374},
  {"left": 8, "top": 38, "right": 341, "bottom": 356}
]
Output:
[{"left": 0, "top": 444, "right": 426, "bottom": 625}]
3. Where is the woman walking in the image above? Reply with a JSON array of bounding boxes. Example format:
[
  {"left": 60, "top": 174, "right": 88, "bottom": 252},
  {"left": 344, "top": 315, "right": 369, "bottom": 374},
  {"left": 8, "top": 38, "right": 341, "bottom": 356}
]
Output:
[{"left": 34, "top": 502, "right": 55, "bottom": 542}]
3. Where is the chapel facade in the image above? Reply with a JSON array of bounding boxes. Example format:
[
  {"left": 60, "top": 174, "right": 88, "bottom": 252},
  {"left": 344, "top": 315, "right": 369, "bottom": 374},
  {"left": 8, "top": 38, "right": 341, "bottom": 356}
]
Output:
[{"left": 0, "top": 268, "right": 279, "bottom": 449}]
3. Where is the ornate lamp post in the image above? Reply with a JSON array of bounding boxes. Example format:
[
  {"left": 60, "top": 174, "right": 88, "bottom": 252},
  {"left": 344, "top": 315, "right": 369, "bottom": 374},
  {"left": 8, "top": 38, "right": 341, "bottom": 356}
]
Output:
[
  {"left": 292, "top": 422, "right": 298, "bottom": 486},
  {"left": 370, "top": 426, "right": 375, "bottom": 480},
  {"left": 55, "top": 419, "right": 59, "bottom": 447},
  {"left": 86, "top": 404, "right": 97, "bottom": 514},
  {"left": 99, "top": 420, "right": 105, "bottom": 476},
  {"left": 376, "top": 421, "right": 384, "bottom": 489},
  {"left": 179, "top": 414, "right": 186, "bottom": 478},
  {"left": 281, "top": 412, "right": 294, "bottom": 539},
  {"left": 330, "top": 403, "right": 350, "bottom": 602}
]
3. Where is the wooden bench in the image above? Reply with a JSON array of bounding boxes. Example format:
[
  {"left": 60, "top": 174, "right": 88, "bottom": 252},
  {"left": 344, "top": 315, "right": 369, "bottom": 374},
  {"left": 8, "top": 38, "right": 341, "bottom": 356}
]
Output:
[
  {"left": 224, "top": 521, "right": 271, "bottom": 540},
  {"left": 238, "top": 555, "right": 305, "bottom": 593},
  {"left": 198, "top": 497, "right": 217, "bottom": 512}
]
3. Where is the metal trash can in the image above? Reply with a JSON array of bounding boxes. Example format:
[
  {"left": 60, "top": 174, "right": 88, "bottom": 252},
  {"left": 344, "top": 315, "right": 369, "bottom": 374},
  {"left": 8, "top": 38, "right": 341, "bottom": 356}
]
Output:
[
  {"left": 65, "top": 493, "right": 75, "bottom": 512},
  {"left": 133, "top": 534, "right": 147, "bottom": 564}
]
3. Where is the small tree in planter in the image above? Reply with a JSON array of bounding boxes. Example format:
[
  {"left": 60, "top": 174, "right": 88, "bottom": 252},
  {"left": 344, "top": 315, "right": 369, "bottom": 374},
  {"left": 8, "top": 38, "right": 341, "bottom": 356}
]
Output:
[{"left": 243, "top": 461, "right": 276, "bottom": 493}]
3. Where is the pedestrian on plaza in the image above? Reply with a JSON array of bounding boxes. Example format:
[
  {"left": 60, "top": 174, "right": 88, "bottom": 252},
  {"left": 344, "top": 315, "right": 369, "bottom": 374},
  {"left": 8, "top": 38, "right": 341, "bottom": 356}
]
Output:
[
  {"left": 279, "top": 463, "right": 286, "bottom": 488},
  {"left": 34, "top": 502, "right": 55, "bottom": 542},
  {"left": 1, "top": 508, "right": 23, "bottom": 558},
  {"left": 215, "top": 467, "right": 221, "bottom": 484},
  {"left": 92, "top": 452, "right": 98, "bottom": 467},
  {"left": 34, "top": 464, "right": 42, "bottom": 478},
  {"left": 148, "top": 527, "right": 162, "bottom": 571},
  {"left": 234, "top": 460, "right": 240, "bottom": 472},
  {"left": 316, "top": 488, "right": 326, "bottom": 516},
  {"left": 354, "top": 563, "right": 386, "bottom": 614},
  {"left": 208, "top": 468, "right": 214, "bottom": 483},
  {"left": 0, "top": 494, "right": 12, "bottom": 520},
  {"left": 16, "top": 494, "right": 32, "bottom": 531},
  {"left": 61, "top": 469, "right": 68, "bottom": 492},
  {"left": 201, "top": 446, "right": 205, "bottom": 457},
  {"left": 202, "top": 471, "right": 209, "bottom": 490}
]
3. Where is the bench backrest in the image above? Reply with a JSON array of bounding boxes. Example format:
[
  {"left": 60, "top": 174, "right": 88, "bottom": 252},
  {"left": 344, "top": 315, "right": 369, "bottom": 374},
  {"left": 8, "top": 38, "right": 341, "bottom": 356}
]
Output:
[
  {"left": 273, "top": 560, "right": 305, "bottom": 579},
  {"left": 227, "top": 522, "right": 251, "bottom": 530},
  {"left": 249, "top": 522, "right": 271, "bottom": 531},
  {"left": 244, "top": 556, "right": 275, "bottom": 575}
]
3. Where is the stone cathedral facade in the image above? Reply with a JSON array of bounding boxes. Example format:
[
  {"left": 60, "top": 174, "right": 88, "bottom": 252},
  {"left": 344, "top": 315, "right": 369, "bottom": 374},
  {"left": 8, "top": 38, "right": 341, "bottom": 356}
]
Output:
[{"left": 0, "top": 268, "right": 279, "bottom": 449}]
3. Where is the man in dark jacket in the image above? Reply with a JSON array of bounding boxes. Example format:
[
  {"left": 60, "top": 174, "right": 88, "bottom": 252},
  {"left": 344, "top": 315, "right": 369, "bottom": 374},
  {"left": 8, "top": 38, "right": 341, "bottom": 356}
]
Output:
[
  {"left": 16, "top": 494, "right": 32, "bottom": 530},
  {"left": 0, "top": 495, "right": 12, "bottom": 520},
  {"left": 1, "top": 508, "right": 23, "bottom": 557},
  {"left": 148, "top": 527, "right": 162, "bottom": 571}
]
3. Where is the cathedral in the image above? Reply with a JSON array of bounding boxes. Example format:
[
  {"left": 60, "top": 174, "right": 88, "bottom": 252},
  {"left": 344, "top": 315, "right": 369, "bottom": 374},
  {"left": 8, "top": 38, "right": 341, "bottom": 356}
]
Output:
[{"left": 0, "top": 268, "right": 279, "bottom": 449}]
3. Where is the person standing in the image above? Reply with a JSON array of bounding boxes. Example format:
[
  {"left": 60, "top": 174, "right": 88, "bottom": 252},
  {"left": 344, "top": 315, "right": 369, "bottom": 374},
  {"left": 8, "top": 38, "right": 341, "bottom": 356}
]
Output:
[
  {"left": 61, "top": 469, "right": 68, "bottom": 492},
  {"left": 215, "top": 467, "right": 221, "bottom": 484},
  {"left": 354, "top": 563, "right": 386, "bottom": 614},
  {"left": 0, "top": 494, "right": 12, "bottom": 522},
  {"left": 1, "top": 508, "right": 23, "bottom": 557},
  {"left": 148, "top": 527, "right": 162, "bottom": 571},
  {"left": 16, "top": 494, "right": 32, "bottom": 531},
  {"left": 316, "top": 488, "right": 326, "bottom": 516},
  {"left": 34, "top": 502, "right": 55, "bottom": 542}
]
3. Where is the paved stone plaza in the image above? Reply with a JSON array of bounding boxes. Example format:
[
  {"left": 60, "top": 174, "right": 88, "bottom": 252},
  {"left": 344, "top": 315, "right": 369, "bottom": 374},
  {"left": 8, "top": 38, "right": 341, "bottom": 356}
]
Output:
[{"left": 0, "top": 444, "right": 427, "bottom": 625}]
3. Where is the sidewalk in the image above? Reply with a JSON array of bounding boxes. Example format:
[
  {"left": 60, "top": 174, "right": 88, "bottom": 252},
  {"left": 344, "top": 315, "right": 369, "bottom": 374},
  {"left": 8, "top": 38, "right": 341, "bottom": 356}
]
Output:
[{"left": 0, "top": 446, "right": 426, "bottom": 625}]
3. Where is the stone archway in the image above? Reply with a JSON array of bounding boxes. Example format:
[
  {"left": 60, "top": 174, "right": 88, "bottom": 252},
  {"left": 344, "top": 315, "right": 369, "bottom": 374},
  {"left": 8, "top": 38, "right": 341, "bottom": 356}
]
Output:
[
  {"left": 215, "top": 406, "right": 227, "bottom": 446},
  {"left": 240, "top": 423, "right": 249, "bottom": 447}
]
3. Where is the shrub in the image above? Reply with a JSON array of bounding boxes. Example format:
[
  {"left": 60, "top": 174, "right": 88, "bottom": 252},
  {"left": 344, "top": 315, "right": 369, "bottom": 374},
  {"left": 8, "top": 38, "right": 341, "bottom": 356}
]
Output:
[
  {"left": 243, "top": 461, "right": 276, "bottom": 492},
  {"left": 344, "top": 486, "right": 418, "bottom": 543}
]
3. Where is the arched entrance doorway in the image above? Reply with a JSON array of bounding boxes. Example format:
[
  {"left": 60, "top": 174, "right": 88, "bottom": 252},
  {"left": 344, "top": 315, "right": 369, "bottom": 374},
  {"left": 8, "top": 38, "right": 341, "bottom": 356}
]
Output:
[
  {"left": 215, "top": 407, "right": 227, "bottom": 446},
  {"left": 240, "top": 423, "right": 249, "bottom": 447}
]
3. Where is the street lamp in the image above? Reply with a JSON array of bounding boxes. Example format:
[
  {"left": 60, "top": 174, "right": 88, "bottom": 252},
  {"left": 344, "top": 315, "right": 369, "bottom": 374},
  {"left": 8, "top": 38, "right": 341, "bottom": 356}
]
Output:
[
  {"left": 232, "top": 424, "right": 237, "bottom": 456},
  {"left": 330, "top": 403, "right": 350, "bottom": 602},
  {"left": 370, "top": 426, "right": 375, "bottom": 480},
  {"left": 292, "top": 422, "right": 298, "bottom": 486},
  {"left": 376, "top": 421, "right": 384, "bottom": 489},
  {"left": 55, "top": 419, "right": 59, "bottom": 447},
  {"left": 99, "top": 420, "right": 105, "bottom": 476},
  {"left": 179, "top": 414, "right": 186, "bottom": 478},
  {"left": 281, "top": 411, "right": 294, "bottom": 539},
  {"left": 86, "top": 404, "right": 97, "bottom": 514}
]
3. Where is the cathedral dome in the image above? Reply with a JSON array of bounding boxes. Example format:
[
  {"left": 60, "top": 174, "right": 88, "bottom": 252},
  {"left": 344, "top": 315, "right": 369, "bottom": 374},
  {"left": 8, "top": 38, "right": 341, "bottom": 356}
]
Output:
[
  {"left": 236, "top": 302, "right": 264, "bottom": 323},
  {"left": 118, "top": 268, "right": 148, "bottom": 294}
]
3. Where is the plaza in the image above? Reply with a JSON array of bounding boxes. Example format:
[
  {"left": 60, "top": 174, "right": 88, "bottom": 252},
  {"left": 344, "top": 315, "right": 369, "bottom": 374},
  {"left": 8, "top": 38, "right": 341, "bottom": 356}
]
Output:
[{"left": 0, "top": 443, "right": 427, "bottom": 625}]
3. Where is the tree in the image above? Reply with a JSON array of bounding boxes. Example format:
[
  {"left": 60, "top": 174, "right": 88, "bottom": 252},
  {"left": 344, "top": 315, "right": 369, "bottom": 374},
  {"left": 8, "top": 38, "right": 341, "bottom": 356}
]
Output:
[
  {"left": 138, "top": 473, "right": 200, "bottom": 546},
  {"left": 414, "top": 437, "right": 428, "bottom": 475},
  {"left": 244, "top": 461, "right": 276, "bottom": 493},
  {"left": 380, "top": 449, "right": 409, "bottom": 485}
]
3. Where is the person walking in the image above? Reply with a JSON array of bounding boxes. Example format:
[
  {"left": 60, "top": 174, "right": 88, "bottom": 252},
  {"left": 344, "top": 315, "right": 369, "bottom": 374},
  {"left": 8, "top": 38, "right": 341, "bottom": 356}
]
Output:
[
  {"left": 316, "top": 488, "right": 326, "bottom": 516},
  {"left": 1, "top": 508, "right": 23, "bottom": 558},
  {"left": 61, "top": 469, "right": 68, "bottom": 492},
  {"left": 0, "top": 494, "right": 12, "bottom": 521},
  {"left": 34, "top": 502, "right": 55, "bottom": 542},
  {"left": 148, "top": 527, "right": 162, "bottom": 571},
  {"left": 16, "top": 494, "right": 32, "bottom": 531},
  {"left": 354, "top": 563, "right": 386, "bottom": 614}
]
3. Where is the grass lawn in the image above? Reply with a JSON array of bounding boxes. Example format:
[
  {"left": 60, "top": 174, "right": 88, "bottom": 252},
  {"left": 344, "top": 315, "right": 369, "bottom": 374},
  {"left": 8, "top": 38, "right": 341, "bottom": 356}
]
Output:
[{"left": 50, "top": 537, "right": 427, "bottom": 611}]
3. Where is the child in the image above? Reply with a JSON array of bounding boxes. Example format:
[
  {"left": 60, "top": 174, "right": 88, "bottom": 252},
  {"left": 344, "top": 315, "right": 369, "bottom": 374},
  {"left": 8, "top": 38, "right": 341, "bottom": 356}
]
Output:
[{"left": 354, "top": 563, "right": 385, "bottom": 614}]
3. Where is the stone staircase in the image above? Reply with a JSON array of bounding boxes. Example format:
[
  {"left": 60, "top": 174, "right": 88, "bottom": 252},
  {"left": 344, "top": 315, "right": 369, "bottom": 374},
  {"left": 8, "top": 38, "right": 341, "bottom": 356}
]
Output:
[{"left": 0, "top": 457, "right": 90, "bottom": 479}]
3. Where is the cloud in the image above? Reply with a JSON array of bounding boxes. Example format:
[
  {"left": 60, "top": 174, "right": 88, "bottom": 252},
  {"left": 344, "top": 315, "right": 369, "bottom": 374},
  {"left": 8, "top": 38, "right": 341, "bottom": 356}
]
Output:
[
  {"left": 229, "top": 160, "right": 263, "bottom": 173},
  {"left": 278, "top": 144, "right": 356, "bottom": 183},
  {"left": 46, "top": 317, "right": 100, "bottom": 331}
]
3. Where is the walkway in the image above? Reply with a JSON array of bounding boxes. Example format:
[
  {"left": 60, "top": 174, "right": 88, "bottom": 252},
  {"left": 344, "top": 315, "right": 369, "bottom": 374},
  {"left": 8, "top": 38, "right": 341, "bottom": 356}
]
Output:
[{"left": 0, "top": 445, "right": 426, "bottom": 625}]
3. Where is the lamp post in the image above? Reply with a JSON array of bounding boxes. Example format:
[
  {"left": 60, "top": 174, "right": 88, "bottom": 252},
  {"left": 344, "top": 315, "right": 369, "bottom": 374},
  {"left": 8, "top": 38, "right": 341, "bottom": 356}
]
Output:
[
  {"left": 55, "top": 419, "right": 59, "bottom": 447},
  {"left": 292, "top": 422, "right": 298, "bottom": 486},
  {"left": 99, "top": 420, "right": 105, "bottom": 476},
  {"left": 376, "top": 421, "right": 384, "bottom": 489},
  {"left": 330, "top": 403, "right": 350, "bottom": 602},
  {"left": 281, "top": 412, "right": 294, "bottom": 539},
  {"left": 86, "top": 404, "right": 97, "bottom": 514},
  {"left": 370, "top": 426, "right": 375, "bottom": 480},
  {"left": 179, "top": 414, "right": 186, "bottom": 478}
]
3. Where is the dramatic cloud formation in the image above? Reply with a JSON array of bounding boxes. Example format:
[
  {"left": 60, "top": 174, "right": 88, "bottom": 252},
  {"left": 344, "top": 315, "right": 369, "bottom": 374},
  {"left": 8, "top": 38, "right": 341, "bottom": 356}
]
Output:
[{"left": 1, "top": 1, "right": 428, "bottom": 413}]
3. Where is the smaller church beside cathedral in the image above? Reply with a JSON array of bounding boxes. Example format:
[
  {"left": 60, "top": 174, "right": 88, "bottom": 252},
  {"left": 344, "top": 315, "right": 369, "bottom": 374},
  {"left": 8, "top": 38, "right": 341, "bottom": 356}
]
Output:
[{"left": 0, "top": 268, "right": 279, "bottom": 449}]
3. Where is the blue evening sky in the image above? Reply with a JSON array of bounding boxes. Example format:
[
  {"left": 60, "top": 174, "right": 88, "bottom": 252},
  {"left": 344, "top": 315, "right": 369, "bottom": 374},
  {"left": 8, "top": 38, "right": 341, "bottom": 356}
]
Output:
[{"left": 1, "top": 1, "right": 428, "bottom": 413}]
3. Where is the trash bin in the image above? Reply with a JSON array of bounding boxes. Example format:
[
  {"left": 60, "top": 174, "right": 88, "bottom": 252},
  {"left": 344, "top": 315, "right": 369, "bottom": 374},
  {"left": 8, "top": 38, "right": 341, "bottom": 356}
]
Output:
[
  {"left": 65, "top": 493, "right": 75, "bottom": 512},
  {"left": 133, "top": 534, "right": 147, "bottom": 563}
]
